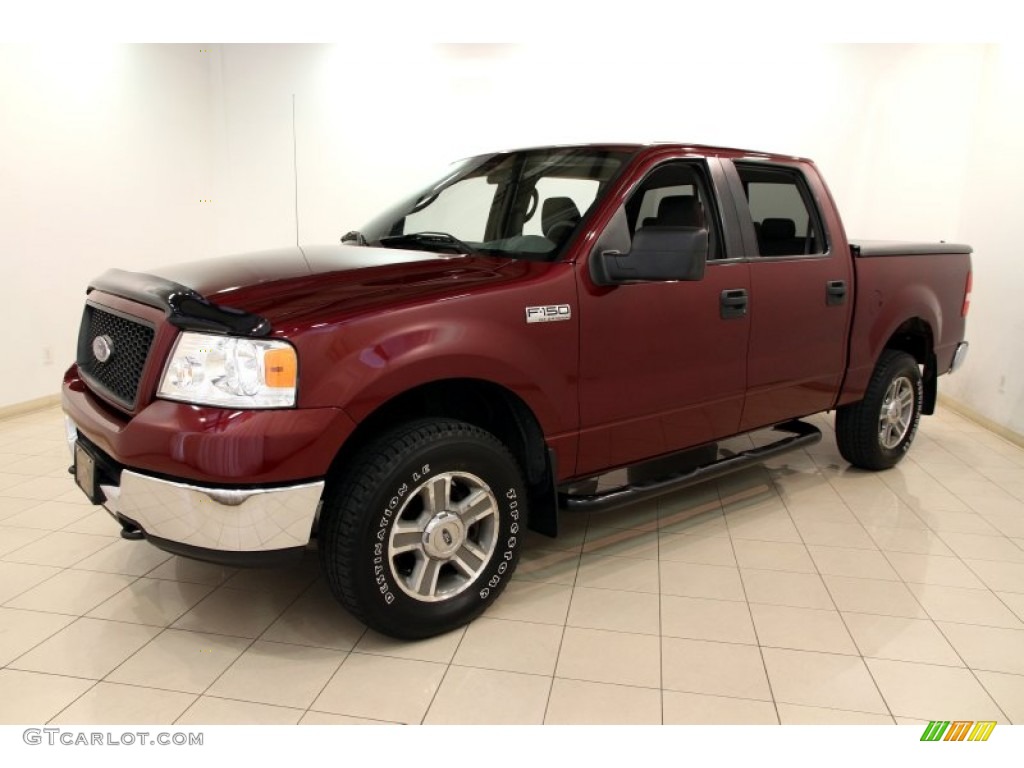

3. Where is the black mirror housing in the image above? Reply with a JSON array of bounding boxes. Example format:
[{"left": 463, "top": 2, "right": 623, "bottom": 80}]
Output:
[{"left": 592, "top": 227, "right": 708, "bottom": 285}]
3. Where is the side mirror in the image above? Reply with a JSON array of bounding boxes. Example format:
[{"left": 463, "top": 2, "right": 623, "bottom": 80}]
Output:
[{"left": 592, "top": 227, "right": 708, "bottom": 285}]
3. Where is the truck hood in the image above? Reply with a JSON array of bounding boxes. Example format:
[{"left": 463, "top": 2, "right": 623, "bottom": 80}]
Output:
[{"left": 90, "top": 244, "right": 532, "bottom": 335}]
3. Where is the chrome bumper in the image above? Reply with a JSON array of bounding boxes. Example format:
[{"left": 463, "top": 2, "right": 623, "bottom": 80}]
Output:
[
  {"left": 100, "top": 470, "right": 324, "bottom": 553},
  {"left": 950, "top": 341, "right": 969, "bottom": 373}
]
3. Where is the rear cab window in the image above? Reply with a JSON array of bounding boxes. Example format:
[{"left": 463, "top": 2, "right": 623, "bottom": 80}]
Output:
[{"left": 734, "top": 163, "right": 827, "bottom": 257}]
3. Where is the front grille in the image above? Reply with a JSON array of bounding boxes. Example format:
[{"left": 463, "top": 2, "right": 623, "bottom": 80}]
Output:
[{"left": 77, "top": 304, "right": 155, "bottom": 409}]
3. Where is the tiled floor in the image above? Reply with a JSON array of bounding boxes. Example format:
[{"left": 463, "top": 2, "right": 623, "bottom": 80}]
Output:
[{"left": 1, "top": 404, "right": 1023, "bottom": 725}]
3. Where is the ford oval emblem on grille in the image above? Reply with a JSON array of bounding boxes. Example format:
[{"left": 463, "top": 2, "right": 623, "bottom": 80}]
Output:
[{"left": 92, "top": 335, "right": 113, "bottom": 363}]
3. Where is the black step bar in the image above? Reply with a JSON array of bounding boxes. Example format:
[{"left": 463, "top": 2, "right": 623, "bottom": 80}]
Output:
[{"left": 559, "top": 420, "right": 822, "bottom": 514}]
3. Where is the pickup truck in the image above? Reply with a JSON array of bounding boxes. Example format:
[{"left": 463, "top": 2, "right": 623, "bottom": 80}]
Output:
[{"left": 61, "top": 143, "right": 972, "bottom": 639}]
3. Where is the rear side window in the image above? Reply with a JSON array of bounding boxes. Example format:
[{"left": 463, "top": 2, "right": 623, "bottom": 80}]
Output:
[{"left": 735, "top": 164, "right": 826, "bottom": 256}]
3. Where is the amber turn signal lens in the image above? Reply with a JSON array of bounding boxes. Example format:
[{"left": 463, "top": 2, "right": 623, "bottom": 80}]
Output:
[{"left": 264, "top": 347, "right": 297, "bottom": 388}]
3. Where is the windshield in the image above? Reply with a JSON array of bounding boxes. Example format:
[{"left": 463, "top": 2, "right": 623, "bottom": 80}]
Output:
[{"left": 354, "top": 148, "right": 633, "bottom": 260}]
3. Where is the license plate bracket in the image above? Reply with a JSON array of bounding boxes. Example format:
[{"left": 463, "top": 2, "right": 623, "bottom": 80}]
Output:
[{"left": 74, "top": 442, "right": 102, "bottom": 504}]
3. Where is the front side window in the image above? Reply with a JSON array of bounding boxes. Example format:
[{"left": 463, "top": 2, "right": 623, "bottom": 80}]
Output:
[
  {"left": 735, "top": 163, "right": 826, "bottom": 256},
  {"left": 354, "top": 148, "right": 632, "bottom": 260}
]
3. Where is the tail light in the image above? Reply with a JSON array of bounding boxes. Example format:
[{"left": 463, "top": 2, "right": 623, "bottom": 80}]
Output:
[{"left": 962, "top": 271, "right": 972, "bottom": 317}]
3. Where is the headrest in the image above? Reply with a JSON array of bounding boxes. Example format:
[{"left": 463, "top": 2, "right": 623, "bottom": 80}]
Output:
[
  {"left": 542, "top": 197, "right": 582, "bottom": 236},
  {"left": 656, "top": 195, "right": 704, "bottom": 227},
  {"left": 761, "top": 218, "right": 796, "bottom": 239}
]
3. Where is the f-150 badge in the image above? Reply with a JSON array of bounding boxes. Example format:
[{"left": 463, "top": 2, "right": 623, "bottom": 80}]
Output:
[{"left": 525, "top": 305, "right": 572, "bottom": 323}]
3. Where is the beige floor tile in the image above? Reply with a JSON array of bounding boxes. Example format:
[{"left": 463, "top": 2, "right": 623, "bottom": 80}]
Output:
[
  {"left": 60, "top": 508, "right": 120, "bottom": 537},
  {"left": 998, "top": 591, "right": 1024, "bottom": 622},
  {"left": 11, "top": 618, "right": 161, "bottom": 679},
  {"left": 843, "top": 613, "right": 962, "bottom": 666},
  {"left": 866, "top": 658, "right": 1004, "bottom": 720},
  {"left": 207, "top": 640, "right": 345, "bottom": 709},
  {"left": 484, "top": 580, "right": 573, "bottom": 625},
  {"left": 555, "top": 626, "right": 660, "bottom": 688},
  {"left": 576, "top": 553, "right": 659, "bottom": 593},
  {"left": 219, "top": 557, "right": 321, "bottom": 595},
  {"left": 354, "top": 626, "right": 466, "bottom": 663},
  {"left": 0, "top": 561, "right": 61, "bottom": 604},
  {"left": 0, "top": 525, "right": 50, "bottom": 557},
  {"left": 50, "top": 682, "right": 195, "bottom": 725},
  {"left": 662, "top": 690, "right": 778, "bottom": 724},
  {"left": 87, "top": 578, "right": 216, "bottom": 627},
  {"left": 850, "top": 503, "right": 929, "bottom": 530},
  {"left": 512, "top": 547, "right": 580, "bottom": 585},
  {"left": 72, "top": 539, "right": 171, "bottom": 576},
  {"left": 660, "top": 595, "right": 756, "bottom": 644},
  {"left": 544, "top": 678, "right": 662, "bottom": 725},
  {"left": 866, "top": 526, "right": 953, "bottom": 555},
  {"left": 741, "top": 569, "right": 834, "bottom": 610},
  {"left": 582, "top": 527, "right": 659, "bottom": 560},
  {"left": 776, "top": 703, "right": 894, "bottom": 724},
  {"left": 2, "top": 476, "right": 77, "bottom": 501},
  {"left": 6, "top": 569, "right": 137, "bottom": 615},
  {"left": 750, "top": 604, "right": 857, "bottom": 654},
  {"left": 146, "top": 556, "right": 237, "bottom": 585},
  {"left": 525, "top": 517, "right": 587, "bottom": 552},
  {"left": 795, "top": 520, "right": 878, "bottom": 550},
  {"left": 2, "top": 530, "right": 114, "bottom": 567},
  {"left": 762, "top": 648, "right": 887, "bottom": 713},
  {"left": 808, "top": 546, "right": 900, "bottom": 580},
  {"left": 659, "top": 561, "right": 745, "bottom": 601},
  {"left": 299, "top": 711, "right": 395, "bottom": 724},
  {"left": 453, "top": 617, "right": 562, "bottom": 675},
  {"left": 983, "top": 512, "right": 1024, "bottom": 539},
  {"left": 567, "top": 587, "right": 659, "bottom": 635},
  {"left": 936, "top": 622, "right": 1024, "bottom": 675},
  {"left": 658, "top": 507, "right": 729, "bottom": 536},
  {"left": 662, "top": 637, "right": 771, "bottom": 700},
  {"left": 0, "top": 607, "right": 75, "bottom": 666},
  {"left": 907, "top": 583, "right": 1023, "bottom": 629},
  {"left": 974, "top": 670, "right": 1024, "bottom": 725},
  {"left": 592, "top": 498, "right": 660, "bottom": 531},
  {"left": 260, "top": 586, "right": 367, "bottom": 651},
  {"left": 424, "top": 666, "right": 551, "bottom": 724},
  {"left": 170, "top": 587, "right": 294, "bottom": 638},
  {"left": 732, "top": 539, "right": 816, "bottom": 573},
  {"left": 2, "top": 500, "right": 92, "bottom": 531},
  {"left": 884, "top": 552, "right": 986, "bottom": 588},
  {"left": 312, "top": 652, "right": 445, "bottom": 723},
  {"left": 824, "top": 575, "right": 926, "bottom": 618},
  {"left": 0, "top": 669, "right": 94, "bottom": 724},
  {"left": 176, "top": 696, "right": 303, "bottom": 724},
  {"left": 0, "top": 496, "right": 44, "bottom": 521},
  {"left": 725, "top": 511, "right": 802, "bottom": 543},
  {"left": 658, "top": 531, "right": 736, "bottom": 566},
  {"left": 914, "top": 510, "right": 999, "bottom": 535},
  {"left": 963, "top": 559, "right": 1024, "bottom": 593},
  {"left": 787, "top": 502, "right": 860, "bottom": 527},
  {"left": 107, "top": 628, "right": 250, "bottom": 693},
  {"left": 938, "top": 532, "right": 1024, "bottom": 563}
]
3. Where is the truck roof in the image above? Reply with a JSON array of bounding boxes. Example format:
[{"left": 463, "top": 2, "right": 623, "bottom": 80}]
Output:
[{"left": 486, "top": 142, "right": 813, "bottom": 164}]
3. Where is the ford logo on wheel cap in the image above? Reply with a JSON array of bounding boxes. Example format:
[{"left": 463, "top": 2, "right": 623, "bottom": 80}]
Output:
[{"left": 92, "top": 335, "right": 113, "bottom": 363}]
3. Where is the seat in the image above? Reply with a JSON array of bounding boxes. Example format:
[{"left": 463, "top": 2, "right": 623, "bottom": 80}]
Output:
[
  {"left": 642, "top": 195, "right": 705, "bottom": 229},
  {"left": 542, "top": 197, "right": 582, "bottom": 245},
  {"left": 759, "top": 217, "right": 801, "bottom": 256}
]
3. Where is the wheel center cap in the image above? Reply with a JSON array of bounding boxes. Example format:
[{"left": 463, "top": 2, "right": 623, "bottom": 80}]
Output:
[
  {"left": 422, "top": 511, "right": 466, "bottom": 560},
  {"left": 884, "top": 401, "right": 900, "bottom": 424}
]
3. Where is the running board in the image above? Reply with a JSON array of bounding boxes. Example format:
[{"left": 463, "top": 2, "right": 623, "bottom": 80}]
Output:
[{"left": 558, "top": 420, "right": 822, "bottom": 513}]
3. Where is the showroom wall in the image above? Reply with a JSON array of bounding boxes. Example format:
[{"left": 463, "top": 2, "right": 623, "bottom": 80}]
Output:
[{"left": 1, "top": 43, "right": 1020, "bottom": 440}]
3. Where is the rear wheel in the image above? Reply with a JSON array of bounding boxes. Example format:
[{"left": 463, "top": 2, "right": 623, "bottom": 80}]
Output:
[
  {"left": 318, "top": 418, "right": 527, "bottom": 639},
  {"left": 836, "top": 350, "right": 923, "bottom": 470}
]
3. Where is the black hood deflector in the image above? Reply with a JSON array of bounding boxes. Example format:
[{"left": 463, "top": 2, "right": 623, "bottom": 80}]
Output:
[{"left": 88, "top": 268, "right": 271, "bottom": 337}]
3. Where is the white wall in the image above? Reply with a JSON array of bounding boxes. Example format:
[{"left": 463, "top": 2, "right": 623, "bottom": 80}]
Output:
[{"left": 2, "top": 43, "right": 1020, "bottom": 438}]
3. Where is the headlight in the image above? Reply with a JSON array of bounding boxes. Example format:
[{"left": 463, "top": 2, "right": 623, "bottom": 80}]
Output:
[{"left": 157, "top": 332, "right": 298, "bottom": 408}]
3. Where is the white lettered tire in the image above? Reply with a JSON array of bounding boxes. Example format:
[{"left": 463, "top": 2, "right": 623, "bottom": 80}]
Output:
[{"left": 319, "top": 419, "right": 527, "bottom": 639}]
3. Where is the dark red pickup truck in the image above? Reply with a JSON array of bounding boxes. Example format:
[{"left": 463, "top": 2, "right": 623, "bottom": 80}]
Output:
[{"left": 62, "top": 143, "right": 971, "bottom": 638}]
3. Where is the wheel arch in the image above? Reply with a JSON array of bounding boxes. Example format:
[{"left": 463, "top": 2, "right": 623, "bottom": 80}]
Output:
[{"left": 883, "top": 317, "right": 938, "bottom": 414}]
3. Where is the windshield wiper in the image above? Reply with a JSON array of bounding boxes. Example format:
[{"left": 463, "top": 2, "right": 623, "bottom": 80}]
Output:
[
  {"left": 378, "top": 231, "right": 474, "bottom": 255},
  {"left": 341, "top": 230, "right": 369, "bottom": 246}
]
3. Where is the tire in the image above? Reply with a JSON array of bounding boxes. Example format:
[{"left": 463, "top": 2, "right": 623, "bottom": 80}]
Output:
[
  {"left": 318, "top": 418, "right": 527, "bottom": 639},
  {"left": 836, "top": 350, "right": 923, "bottom": 470}
]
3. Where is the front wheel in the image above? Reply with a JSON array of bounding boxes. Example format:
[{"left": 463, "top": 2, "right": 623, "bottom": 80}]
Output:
[
  {"left": 318, "top": 419, "right": 527, "bottom": 639},
  {"left": 836, "top": 350, "right": 923, "bottom": 470}
]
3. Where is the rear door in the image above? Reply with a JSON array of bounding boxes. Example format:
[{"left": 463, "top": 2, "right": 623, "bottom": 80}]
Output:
[
  {"left": 575, "top": 156, "right": 751, "bottom": 475},
  {"left": 724, "top": 161, "right": 854, "bottom": 431}
]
